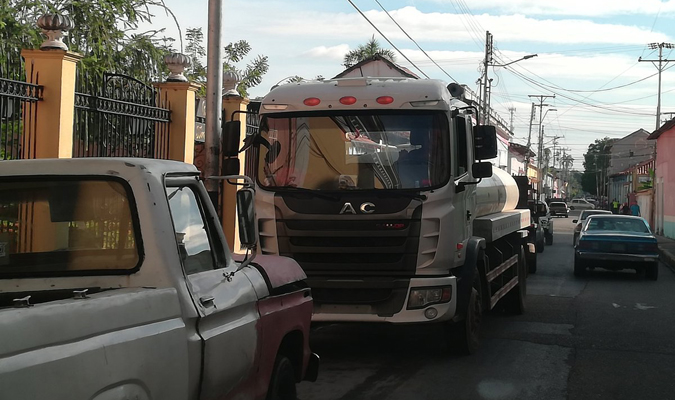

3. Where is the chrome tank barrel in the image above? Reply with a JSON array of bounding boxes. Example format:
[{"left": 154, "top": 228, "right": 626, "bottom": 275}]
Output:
[{"left": 474, "top": 167, "right": 520, "bottom": 217}]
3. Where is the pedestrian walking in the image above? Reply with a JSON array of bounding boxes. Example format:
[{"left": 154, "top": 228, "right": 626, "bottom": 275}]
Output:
[
  {"left": 630, "top": 203, "right": 641, "bottom": 216},
  {"left": 621, "top": 203, "right": 631, "bottom": 215},
  {"left": 612, "top": 199, "right": 620, "bottom": 214}
]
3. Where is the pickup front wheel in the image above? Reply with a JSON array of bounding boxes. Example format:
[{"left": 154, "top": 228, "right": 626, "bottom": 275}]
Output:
[{"left": 267, "top": 356, "right": 297, "bottom": 400}]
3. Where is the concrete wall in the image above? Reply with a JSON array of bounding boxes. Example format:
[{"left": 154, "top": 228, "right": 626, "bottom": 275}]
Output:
[
  {"left": 608, "top": 130, "right": 654, "bottom": 176},
  {"left": 655, "top": 130, "right": 675, "bottom": 238}
]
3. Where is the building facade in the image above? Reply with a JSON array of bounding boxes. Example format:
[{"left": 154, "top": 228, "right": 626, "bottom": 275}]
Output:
[{"left": 649, "top": 119, "right": 675, "bottom": 237}]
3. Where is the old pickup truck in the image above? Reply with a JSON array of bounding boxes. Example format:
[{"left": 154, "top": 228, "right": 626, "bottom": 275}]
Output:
[{"left": 0, "top": 158, "right": 318, "bottom": 400}]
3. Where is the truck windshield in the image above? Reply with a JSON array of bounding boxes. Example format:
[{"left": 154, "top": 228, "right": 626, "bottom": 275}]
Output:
[
  {"left": 0, "top": 178, "right": 141, "bottom": 278},
  {"left": 257, "top": 112, "right": 450, "bottom": 190}
]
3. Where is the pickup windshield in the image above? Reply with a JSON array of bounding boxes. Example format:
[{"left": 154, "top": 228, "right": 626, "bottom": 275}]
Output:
[
  {"left": 257, "top": 111, "right": 450, "bottom": 190},
  {"left": 0, "top": 178, "right": 141, "bottom": 277}
]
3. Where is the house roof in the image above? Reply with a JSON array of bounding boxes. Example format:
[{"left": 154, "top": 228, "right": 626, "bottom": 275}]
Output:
[
  {"left": 610, "top": 128, "right": 650, "bottom": 146},
  {"left": 648, "top": 118, "right": 675, "bottom": 140},
  {"left": 509, "top": 142, "right": 535, "bottom": 158},
  {"left": 333, "top": 55, "right": 420, "bottom": 79}
]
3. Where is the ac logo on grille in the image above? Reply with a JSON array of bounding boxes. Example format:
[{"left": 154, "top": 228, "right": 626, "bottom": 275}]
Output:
[{"left": 340, "top": 202, "right": 375, "bottom": 214}]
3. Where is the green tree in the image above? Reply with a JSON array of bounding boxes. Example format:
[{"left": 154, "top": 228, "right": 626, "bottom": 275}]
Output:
[
  {"left": 581, "top": 137, "right": 614, "bottom": 195},
  {"left": 223, "top": 39, "right": 268, "bottom": 97},
  {"left": 184, "top": 27, "right": 206, "bottom": 96},
  {"left": 0, "top": 0, "right": 176, "bottom": 82},
  {"left": 343, "top": 35, "right": 396, "bottom": 68}
]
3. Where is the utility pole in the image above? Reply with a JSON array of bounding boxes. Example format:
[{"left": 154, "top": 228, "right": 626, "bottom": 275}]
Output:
[
  {"left": 529, "top": 94, "right": 555, "bottom": 200},
  {"left": 638, "top": 42, "right": 674, "bottom": 130},
  {"left": 482, "top": 31, "right": 493, "bottom": 125},
  {"left": 205, "top": 0, "right": 224, "bottom": 205},
  {"left": 508, "top": 107, "right": 516, "bottom": 132},
  {"left": 525, "top": 103, "right": 535, "bottom": 170}
]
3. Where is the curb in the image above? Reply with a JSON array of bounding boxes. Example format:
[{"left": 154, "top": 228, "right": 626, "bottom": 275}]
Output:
[{"left": 658, "top": 248, "right": 675, "bottom": 274}]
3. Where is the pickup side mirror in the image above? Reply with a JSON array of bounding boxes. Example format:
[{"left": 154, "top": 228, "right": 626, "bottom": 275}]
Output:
[
  {"left": 236, "top": 188, "right": 257, "bottom": 248},
  {"left": 473, "top": 125, "right": 498, "bottom": 160},
  {"left": 472, "top": 161, "right": 493, "bottom": 179}
]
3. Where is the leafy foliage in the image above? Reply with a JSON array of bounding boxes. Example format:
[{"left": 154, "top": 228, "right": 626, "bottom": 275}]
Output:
[
  {"left": 581, "top": 137, "right": 614, "bottom": 195},
  {"left": 0, "top": 0, "right": 176, "bottom": 82},
  {"left": 343, "top": 35, "right": 396, "bottom": 68}
]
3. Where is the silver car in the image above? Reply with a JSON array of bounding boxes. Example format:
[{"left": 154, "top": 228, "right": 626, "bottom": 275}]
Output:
[
  {"left": 572, "top": 209, "right": 613, "bottom": 245},
  {"left": 568, "top": 198, "right": 596, "bottom": 210}
]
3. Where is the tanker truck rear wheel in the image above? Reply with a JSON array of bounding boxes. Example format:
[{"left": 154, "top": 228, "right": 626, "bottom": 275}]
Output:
[{"left": 502, "top": 248, "right": 526, "bottom": 315}]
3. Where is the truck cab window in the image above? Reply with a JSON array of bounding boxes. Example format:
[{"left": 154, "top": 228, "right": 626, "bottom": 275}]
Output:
[{"left": 166, "top": 186, "right": 215, "bottom": 275}]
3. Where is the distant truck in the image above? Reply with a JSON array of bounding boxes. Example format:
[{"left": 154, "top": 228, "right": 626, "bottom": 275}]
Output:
[
  {"left": 225, "top": 77, "right": 534, "bottom": 354},
  {"left": 0, "top": 158, "right": 318, "bottom": 400}
]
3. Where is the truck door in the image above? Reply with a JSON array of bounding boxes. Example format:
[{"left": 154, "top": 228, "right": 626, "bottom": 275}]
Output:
[
  {"left": 165, "top": 181, "right": 259, "bottom": 400},
  {"left": 453, "top": 116, "right": 474, "bottom": 246}
]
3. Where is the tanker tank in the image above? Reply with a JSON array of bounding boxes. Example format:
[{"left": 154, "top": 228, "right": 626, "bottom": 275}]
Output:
[{"left": 474, "top": 167, "right": 520, "bottom": 218}]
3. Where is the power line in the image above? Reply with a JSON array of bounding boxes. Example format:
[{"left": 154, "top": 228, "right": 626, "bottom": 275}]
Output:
[
  {"left": 345, "top": 0, "right": 430, "bottom": 79},
  {"left": 373, "top": 0, "right": 457, "bottom": 82}
]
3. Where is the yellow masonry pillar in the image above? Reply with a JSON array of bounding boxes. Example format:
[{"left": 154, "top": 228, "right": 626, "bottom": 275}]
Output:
[
  {"left": 21, "top": 49, "right": 82, "bottom": 159},
  {"left": 222, "top": 95, "right": 250, "bottom": 252},
  {"left": 153, "top": 81, "right": 201, "bottom": 163}
]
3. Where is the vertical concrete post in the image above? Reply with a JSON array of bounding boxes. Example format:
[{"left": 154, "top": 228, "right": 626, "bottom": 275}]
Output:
[
  {"left": 221, "top": 95, "right": 250, "bottom": 252},
  {"left": 21, "top": 49, "right": 82, "bottom": 159},
  {"left": 154, "top": 82, "right": 201, "bottom": 163}
]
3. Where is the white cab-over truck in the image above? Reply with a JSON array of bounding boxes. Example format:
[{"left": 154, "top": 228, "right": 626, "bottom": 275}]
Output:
[
  {"left": 0, "top": 158, "right": 318, "bottom": 399},
  {"left": 225, "top": 77, "right": 534, "bottom": 354}
]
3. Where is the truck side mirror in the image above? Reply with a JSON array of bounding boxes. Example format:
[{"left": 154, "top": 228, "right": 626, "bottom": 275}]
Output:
[
  {"left": 473, "top": 125, "right": 498, "bottom": 160},
  {"left": 223, "top": 120, "right": 241, "bottom": 157},
  {"left": 236, "top": 188, "right": 257, "bottom": 248},
  {"left": 472, "top": 161, "right": 493, "bottom": 178}
]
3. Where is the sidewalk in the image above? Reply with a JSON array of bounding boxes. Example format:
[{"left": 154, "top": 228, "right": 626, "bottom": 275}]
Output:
[{"left": 657, "top": 235, "right": 675, "bottom": 273}]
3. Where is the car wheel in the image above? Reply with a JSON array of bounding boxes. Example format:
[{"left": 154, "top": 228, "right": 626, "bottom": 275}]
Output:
[
  {"left": 569, "top": 206, "right": 575, "bottom": 211},
  {"left": 267, "top": 356, "right": 297, "bottom": 400},
  {"left": 574, "top": 255, "right": 585, "bottom": 277},
  {"left": 646, "top": 262, "right": 659, "bottom": 281},
  {"left": 565, "top": 215, "right": 568, "bottom": 218},
  {"left": 545, "top": 232, "right": 553, "bottom": 246}
]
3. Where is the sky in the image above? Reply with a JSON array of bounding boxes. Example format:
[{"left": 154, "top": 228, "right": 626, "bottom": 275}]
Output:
[{"left": 146, "top": 0, "right": 675, "bottom": 170}]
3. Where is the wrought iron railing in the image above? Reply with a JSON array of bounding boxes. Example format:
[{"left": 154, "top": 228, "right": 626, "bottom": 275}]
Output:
[
  {"left": 0, "top": 57, "right": 42, "bottom": 160},
  {"left": 73, "top": 72, "right": 171, "bottom": 158}
]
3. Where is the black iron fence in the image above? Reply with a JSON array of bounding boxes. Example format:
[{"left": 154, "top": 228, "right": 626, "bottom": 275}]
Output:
[
  {"left": 244, "top": 101, "right": 261, "bottom": 177},
  {"left": 73, "top": 72, "right": 171, "bottom": 158},
  {"left": 0, "top": 56, "right": 42, "bottom": 160}
]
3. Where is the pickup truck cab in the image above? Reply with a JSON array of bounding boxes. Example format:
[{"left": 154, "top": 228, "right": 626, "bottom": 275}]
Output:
[{"left": 0, "top": 158, "right": 318, "bottom": 400}]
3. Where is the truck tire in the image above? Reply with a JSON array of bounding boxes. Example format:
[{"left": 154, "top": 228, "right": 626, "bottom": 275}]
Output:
[
  {"left": 267, "top": 356, "right": 297, "bottom": 400},
  {"left": 503, "top": 248, "right": 526, "bottom": 315},
  {"left": 527, "top": 250, "right": 537, "bottom": 274},
  {"left": 447, "top": 286, "right": 481, "bottom": 355},
  {"left": 646, "top": 262, "right": 659, "bottom": 281},
  {"left": 537, "top": 239, "right": 544, "bottom": 253}
]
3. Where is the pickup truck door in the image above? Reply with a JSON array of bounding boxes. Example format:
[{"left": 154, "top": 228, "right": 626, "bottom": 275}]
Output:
[{"left": 165, "top": 181, "right": 259, "bottom": 400}]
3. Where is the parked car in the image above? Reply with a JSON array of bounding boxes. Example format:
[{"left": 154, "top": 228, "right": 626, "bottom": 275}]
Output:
[
  {"left": 568, "top": 198, "right": 596, "bottom": 210},
  {"left": 574, "top": 215, "right": 659, "bottom": 279},
  {"left": 572, "top": 210, "right": 613, "bottom": 245},
  {"left": 549, "top": 201, "right": 570, "bottom": 218},
  {"left": 0, "top": 159, "right": 319, "bottom": 400}
]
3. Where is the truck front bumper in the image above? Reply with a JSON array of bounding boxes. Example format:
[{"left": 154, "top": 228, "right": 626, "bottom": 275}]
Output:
[{"left": 310, "top": 276, "right": 457, "bottom": 324}]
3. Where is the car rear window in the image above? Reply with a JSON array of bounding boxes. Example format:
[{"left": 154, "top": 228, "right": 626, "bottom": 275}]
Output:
[
  {"left": 551, "top": 202, "right": 566, "bottom": 207},
  {"left": 585, "top": 217, "right": 649, "bottom": 233},
  {"left": 0, "top": 178, "right": 142, "bottom": 278}
]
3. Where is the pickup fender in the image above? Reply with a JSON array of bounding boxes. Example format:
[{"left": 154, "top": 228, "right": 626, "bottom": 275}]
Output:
[{"left": 454, "top": 236, "right": 486, "bottom": 314}]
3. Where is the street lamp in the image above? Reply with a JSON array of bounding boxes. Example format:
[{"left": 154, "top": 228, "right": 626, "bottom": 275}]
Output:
[{"left": 482, "top": 53, "right": 538, "bottom": 124}]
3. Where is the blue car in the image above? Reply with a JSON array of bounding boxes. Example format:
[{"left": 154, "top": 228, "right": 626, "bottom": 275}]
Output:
[{"left": 574, "top": 215, "right": 659, "bottom": 280}]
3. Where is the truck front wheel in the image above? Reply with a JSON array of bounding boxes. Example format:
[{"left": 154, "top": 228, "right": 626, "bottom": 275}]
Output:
[
  {"left": 446, "top": 274, "right": 482, "bottom": 355},
  {"left": 267, "top": 356, "right": 297, "bottom": 400}
]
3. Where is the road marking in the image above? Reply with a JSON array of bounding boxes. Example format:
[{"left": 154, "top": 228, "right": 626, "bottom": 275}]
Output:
[
  {"left": 612, "top": 303, "right": 621, "bottom": 308},
  {"left": 634, "top": 303, "right": 656, "bottom": 310}
]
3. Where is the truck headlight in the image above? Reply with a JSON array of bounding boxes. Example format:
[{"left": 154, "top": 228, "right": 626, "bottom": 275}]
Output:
[{"left": 407, "top": 286, "right": 452, "bottom": 309}]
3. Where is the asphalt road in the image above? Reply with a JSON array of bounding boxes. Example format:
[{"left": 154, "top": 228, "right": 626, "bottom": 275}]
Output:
[{"left": 298, "top": 210, "right": 675, "bottom": 400}]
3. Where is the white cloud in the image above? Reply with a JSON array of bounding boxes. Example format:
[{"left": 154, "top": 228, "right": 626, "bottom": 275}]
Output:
[
  {"left": 433, "top": 0, "right": 675, "bottom": 17},
  {"left": 248, "top": 7, "right": 671, "bottom": 45},
  {"left": 302, "top": 44, "right": 351, "bottom": 61}
]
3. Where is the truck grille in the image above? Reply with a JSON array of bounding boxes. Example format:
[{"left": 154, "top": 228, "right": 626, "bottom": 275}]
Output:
[{"left": 273, "top": 199, "right": 422, "bottom": 276}]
